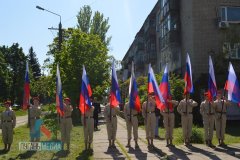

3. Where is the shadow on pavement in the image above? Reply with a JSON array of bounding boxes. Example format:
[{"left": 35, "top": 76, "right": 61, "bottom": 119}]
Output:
[
  {"left": 169, "top": 146, "right": 191, "bottom": 160},
  {"left": 188, "top": 145, "right": 222, "bottom": 160},
  {"left": 104, "top": 147, "right": 125, "bottom": 160},
  {"left": 214, "top": 145, "right": 240, "bottom": 159},
  {"left": 128, "top": 146, "right": 147, "bottom": 160},
  {"left": 76, "top": 149, "right": 93, "bottom": 160}
]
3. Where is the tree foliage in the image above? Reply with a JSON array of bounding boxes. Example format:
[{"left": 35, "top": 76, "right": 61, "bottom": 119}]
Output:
[
  {"left": 47, "top": 29, "right": 110, "bottom": 105},
  {"left": 0, "top": 43, "right": 27, "bottom": 104},
  {"left": 28, "top": 47, "right": 41, "bottom": 80},
  {"left": 77, "top": 5, "right": 111, "bottom": 46},
  {"left": 0, "top": 50, "right": 11, "bottom": 101}
]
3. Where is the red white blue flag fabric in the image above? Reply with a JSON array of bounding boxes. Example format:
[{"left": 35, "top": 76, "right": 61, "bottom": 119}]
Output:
[
  {"left": 208, "top": 56, "right": 217, "bottom": 101},
  {"left": 184, "top": 53, "right": 194, "bottom": 94},
  {"left": 148, "top": 64, "right": 165, "bottom": 108},
  {"left": 129, "top": 62, "right": 141, "bottom": 112},
  {"left": 110, "top": 62, "right": 121, "bottom": 107},
  {"left": 224, "top": 62, "right": 240, "bottom": 106},
  {"left": 159, "top": 65, "right": 171, "bottom": 111},
  {"left": 23, "top": 61, "right": 30, "bottom": 110},
  {"left": 79, "top": 65, "right": 92, "bottom": 114},
  {"left": 56, "top": 64, "right": 64, "bottom": 116}
]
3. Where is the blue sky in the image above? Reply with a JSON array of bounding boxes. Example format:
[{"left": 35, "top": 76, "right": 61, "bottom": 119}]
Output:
[{"left": 0, "top": 0, "right": 157, "bottom": 66}]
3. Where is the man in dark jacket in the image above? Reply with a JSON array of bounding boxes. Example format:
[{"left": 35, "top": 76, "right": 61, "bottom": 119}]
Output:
[{"left": 92, "top": 97, "right": 101, "bottom": 131}]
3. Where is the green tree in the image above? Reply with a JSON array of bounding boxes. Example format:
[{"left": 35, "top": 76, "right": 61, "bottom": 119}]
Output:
[
  {"left": 0, "top": 50, "right": 11, "bottom": 101},
  {"left": 28, "top": 47, "right": 41, "bottom": 80},
  {"left": 77, "top": 5, "right": 111, "bottom": 46},
  {"left": 31, "top": 75, "right": 55, "bottom": 103},
  {"left": 2, "top": 43, "right": 27, "bottom": 104},
  {"left": 48, "top": 29, "right": 110, "bottom": 105},
  {"left": 77, "top": 5, "right": 92, "bottom": 33}
]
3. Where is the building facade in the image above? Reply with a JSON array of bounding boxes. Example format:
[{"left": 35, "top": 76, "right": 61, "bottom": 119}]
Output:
[
  {"left": 121, "top": 0, "right": 240, "bottom": 119},
  {"left": 122, "top": 0, "right": 240, "bottom": 78}
]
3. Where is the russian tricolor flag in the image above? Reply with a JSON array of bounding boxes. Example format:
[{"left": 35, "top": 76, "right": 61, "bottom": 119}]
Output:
[
  {"left": 159, "top": 65, "right": 172, "bottom": 111},
  {"left": 110, "top": 62, "right": 121, "bottom": 107},
  {"left": 148, "top": 64, "right": 165, "bottom": 108},
  {"left": 224, "top": 62, "right": 240, "bottom": 106},
  {"left": 56, "top": 64, "right": 64, "bottom": 116},
  {"left": 184, "top": 53, "right": 194, "bottom": 94},
  {"left": 23, "top": 61, "right": 30, "bottom": 110},
  {"left": 79, "top": 65, "right": 92, "bottom": 114},
  {"left": 208, "top": 56, "right": 217, "bottom": 101},
  {"left": 129, "top": 62, "right": 141, "bottom": 112}
]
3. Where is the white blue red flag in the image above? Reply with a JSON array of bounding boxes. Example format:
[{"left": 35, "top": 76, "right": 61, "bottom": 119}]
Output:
[
  {"left": 23, "top": 61, "right": 30, "bottom": 110},
  {"left": 110, "top": 62, "right": 121, "bottom": 107},
  {"left": 79, "top": 65, "right": 92, "bottom": 114},
  {"left": 184, "top": 53, "right": 194, "bottom": 94},
  {"left": 148, "top": 64, "right": 165, "bottom": 108},
  {"left": 159, "top": 65, "right": 171, "bottom": 111},
  {"left": 56, "top": 64, "right": 64, "bottom": 116},
  {"left": 129, "top": 62, "right": 141, "bottom": 112},
  {"left": 208, "top": 56, "right": 217, "bottom": 101},
  {"left": 224, "top": 62, "right": 240, "bottom": 106}
]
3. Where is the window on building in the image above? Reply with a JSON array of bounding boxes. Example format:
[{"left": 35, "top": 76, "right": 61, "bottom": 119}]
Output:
[
  {"left": 220, "top": 7, "right": 240, "bottom": 22},
  {"left": 223, "top": 42, "right": 240, "bottom": 59}
]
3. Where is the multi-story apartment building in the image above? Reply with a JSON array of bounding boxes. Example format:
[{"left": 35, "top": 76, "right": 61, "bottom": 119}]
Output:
[{"left": 122, "top": 0, "right": 240, "bottom": 77}]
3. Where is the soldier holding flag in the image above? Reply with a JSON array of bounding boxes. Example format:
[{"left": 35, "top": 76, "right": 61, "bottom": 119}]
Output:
[
  {"left": 143, "top": 64, "right": 164, "bottom": 148},
  {"left": 104, "top": 97, "right": 119, "bottom": 148},
  {"left": 200, "top": 56, "right": 217, "bottom": 147},
  {"left": 104, "top": 62, "right": 121, "bottom": 148},
  {"left": 60, "top": 98, "right": 73, "bottom": 151},
  {"left": 177, "top": 93, "right": 198, "bottom": 146},
  {"left": 215, "top": 63, "right": 240, "bottom": 146},
  {"left": 124, "top": 62, "right": 140, "bottom": 148},
  {"left": 177, "top": 54, "right": 198, "bottom": 146},
  {"left": 79, "top": 65, "right": 94, "bottom": 150},
  {"left": 200, "top": 92, "right": 215, "bottom": 147},
  {"left": 158, "top": 65, "right": 178, "bottom": 147},
  {"left": 142, "top": 92, "right": 156, "bottom": 148}
]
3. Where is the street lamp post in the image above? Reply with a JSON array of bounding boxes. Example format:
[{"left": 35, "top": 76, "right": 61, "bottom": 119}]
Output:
[{"left": 36, "top": 5, "right": 62, "bottom": 51}]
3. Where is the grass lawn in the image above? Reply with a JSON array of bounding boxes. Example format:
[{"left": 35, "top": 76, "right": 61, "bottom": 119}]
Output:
[
  {"left": 0, "top": 125, "right": 92, "bottom": 160},
  {"left": 141, "top": 120, "right": 240, "bottom": 146}
]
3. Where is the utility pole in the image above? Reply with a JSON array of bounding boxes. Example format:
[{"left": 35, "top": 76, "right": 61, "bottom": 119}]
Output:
[{"left": 36, "top": 5, "right": 63, "bottom": 51}]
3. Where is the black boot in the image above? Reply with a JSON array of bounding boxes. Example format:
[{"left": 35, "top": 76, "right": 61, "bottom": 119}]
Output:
[
  {"left": 7, "top": 144, "right": 11, "bottom": 151},
  {"left": 3, "top": 144, "right": 7, "bottom": 151}
]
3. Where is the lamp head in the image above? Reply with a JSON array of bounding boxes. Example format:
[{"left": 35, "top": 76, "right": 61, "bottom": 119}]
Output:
[{"left": 36, "top": 6, "right": 45, "bottom": 11}]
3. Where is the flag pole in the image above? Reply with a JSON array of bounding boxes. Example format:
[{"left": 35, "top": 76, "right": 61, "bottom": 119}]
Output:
[
  {"left": 110, "top": 105, "right": 112, "bottom": 122},
  {"left": 130, "top": 108, "right": 132, "bottom": 123},
  {"left": 84, "top": 102, "right": 86, "bottom": 126},
  {"left": 219, "top": 90, "right": 226, "bottom": 139}
]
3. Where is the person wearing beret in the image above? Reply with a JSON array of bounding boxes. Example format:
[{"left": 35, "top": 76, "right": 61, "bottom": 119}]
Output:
[
  {"left": 60, "top": 97, "right": 73, "bottom": 151},
  {"left": 200, "top": 92, "right": 215, "bottom": 147},
  {"left": 0, "top": 101, "right": 16, "bottom": 151},
  {"left": 213, "top": 91, "right": 230, "bottom": 146},
  {"left": 142, "top": 92, "right": 156, "bottom": 148},
  {"left": 29, "top": 97, "right": 42, "bottom": 142},
  {"left": 177, "top": 93, "right": 198, "bottom": 146}
]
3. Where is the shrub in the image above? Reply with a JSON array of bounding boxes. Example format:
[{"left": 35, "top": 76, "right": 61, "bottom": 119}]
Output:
[
  {"left": 42, "top": 103, "right": 59, "bottom": 140},
  {"left": 191, "top": 125, "right": 204, "bottom": 143}
]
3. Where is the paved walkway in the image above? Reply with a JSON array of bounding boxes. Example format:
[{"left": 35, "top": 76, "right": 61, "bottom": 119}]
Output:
[{"left": 93, "top": 108, "right": 240, "bottom": 159}]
